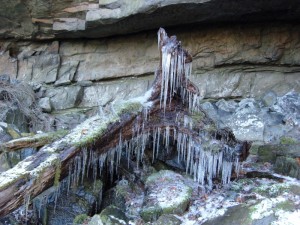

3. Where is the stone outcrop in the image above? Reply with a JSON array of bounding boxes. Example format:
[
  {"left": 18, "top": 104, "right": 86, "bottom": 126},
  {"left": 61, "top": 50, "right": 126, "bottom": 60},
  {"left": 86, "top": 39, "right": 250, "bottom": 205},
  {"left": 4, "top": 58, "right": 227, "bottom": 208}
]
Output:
[
  {"left": 1, "top": 0, "right": 300, "bottom": 40},
  {"left": 1, "top": 23, "right": 300, "bottom": 132}
]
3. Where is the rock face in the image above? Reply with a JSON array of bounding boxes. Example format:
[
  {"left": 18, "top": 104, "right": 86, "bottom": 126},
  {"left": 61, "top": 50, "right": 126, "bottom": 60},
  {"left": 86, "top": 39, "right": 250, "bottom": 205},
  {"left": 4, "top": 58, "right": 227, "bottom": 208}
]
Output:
[
  {"left": 1, "top": 23, "right": 300, "bottom": 129},
  {"left": 2, "top": 0, "right": 300, "bottom": 40}
]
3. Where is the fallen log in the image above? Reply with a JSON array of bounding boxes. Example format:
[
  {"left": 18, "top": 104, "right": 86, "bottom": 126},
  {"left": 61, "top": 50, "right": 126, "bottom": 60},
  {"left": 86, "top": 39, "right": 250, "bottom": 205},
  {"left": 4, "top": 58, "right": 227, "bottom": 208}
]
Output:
[
  {"left": 0, "top": 101, "right": 146, "bottom": 217},
  {"left": 0, "top": 28, "right": 249, "bottom": 218},
  {"left": 0, "top": 130, "right": 68, "bottom": 153}
]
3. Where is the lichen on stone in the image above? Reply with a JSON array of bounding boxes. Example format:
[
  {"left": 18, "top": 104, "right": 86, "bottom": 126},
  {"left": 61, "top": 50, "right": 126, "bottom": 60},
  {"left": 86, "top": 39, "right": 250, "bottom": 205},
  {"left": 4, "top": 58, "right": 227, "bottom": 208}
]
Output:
[{"left": 141, "top": 170, "right": 192, "bottom": 222}]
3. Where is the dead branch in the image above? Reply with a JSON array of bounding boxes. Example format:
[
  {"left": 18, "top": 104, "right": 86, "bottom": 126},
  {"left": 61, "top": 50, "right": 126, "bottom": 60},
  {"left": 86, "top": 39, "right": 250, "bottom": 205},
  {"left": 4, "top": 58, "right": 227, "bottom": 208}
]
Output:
[{"left": 0, "top": 130, "right": 68, "bottom": 153}]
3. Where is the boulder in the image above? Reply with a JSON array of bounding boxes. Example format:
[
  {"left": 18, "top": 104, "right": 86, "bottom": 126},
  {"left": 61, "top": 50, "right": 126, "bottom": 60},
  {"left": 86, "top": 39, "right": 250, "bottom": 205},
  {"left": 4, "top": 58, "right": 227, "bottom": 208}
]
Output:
[
  {"left": 88, "top": 215, "right": 103, "bottom": 225},
  {"left": 140, "top": 170, "right": 192, "bottom": 222},
  {"left": 227, "top": 114, "right": 265, "bottom": 142},
  {"left": 99, "top": 205, "right": 129, "bottom": 225}
]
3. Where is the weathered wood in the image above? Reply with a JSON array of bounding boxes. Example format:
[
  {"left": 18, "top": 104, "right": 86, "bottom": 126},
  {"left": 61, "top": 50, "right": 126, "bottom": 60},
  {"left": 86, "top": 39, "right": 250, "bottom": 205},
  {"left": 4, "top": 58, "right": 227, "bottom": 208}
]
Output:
[
  {"left": 0, "top": 130, "right": 68, "bottom": 152},
  {"left": 0, "top": 107, "right": 142, "bottom": 217}
]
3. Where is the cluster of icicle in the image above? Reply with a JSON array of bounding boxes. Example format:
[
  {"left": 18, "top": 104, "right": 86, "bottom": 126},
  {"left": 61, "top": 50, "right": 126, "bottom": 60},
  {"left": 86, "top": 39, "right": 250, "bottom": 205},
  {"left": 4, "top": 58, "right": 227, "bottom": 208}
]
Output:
[
  {"left": 67, "top": 117, "right": 240, "bottom": 190},
  {"left": 158, "top": 28, "right": 200, "bottom": 113},
  {"left": 65, "top": 28, "right": 240, "bottom": 190}
]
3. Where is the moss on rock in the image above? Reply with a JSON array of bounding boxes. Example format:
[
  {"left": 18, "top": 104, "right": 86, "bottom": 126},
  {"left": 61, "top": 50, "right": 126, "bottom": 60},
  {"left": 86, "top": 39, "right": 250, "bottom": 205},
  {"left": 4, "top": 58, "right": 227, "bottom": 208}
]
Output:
[
  {"left": 280, "top": 137, "right": 297, "bottom": 145},
  {"left": 74, "top": 214, "right": 89, "bottom": 224},
  {"left": 100, "top": 205, "right": 129, "bottom": 225},
  {"left": 141, "top": 170, "right": 192, "bottom": 222}
]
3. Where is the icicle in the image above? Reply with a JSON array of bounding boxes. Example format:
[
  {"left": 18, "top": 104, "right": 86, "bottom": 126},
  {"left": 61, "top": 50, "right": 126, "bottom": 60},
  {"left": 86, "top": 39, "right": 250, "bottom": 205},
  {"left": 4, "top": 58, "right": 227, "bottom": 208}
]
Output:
[
  {"left": 81, "top": 148, "right": 87, "bottom": 183},
  {"left": 185, "top": 62, "right": 192, "bottom": 79},
  {"left": 186, "top": 136, "right": 192, "bottom": 174},
  {"left": 165, "top": 126, "right": 170, "bottom": 152},
  {"left": 152, "top": 128, "right": 157, "bottom": 163},
  {"left": 86, "top": 149, "right": 94, "bottom": 178},
  {"left": 184, "top": 115, "right": 188, "bottom": 127},
  {"left": 53, "top": 186, "right": 59, "bottom": 212},
  {"left": 177, "top": 132, "right": 182, "bottom": 162},
  {"left": 98, "top": 152, "right": 107, "bottom": 175},
  {"left": 217, "top": 150, "right": 223, "bottom": 175},
  {"left": 127, "top": 140, "right": 132, "bottom": 168},
  {"left": 173, "top": 128, "right": 177, "bottom": 145},
  {"left": 182, "top": 133, "right": 187, "bottom": 161},
  {"left": 24, "top": 193, "right": 31, "bottom": 222},
  {"left": 75, "top": 155, "right": 82, "bottom": 186},
  {"left": 67, "top": 164, "right": 72, "bottom": 194},
  {"left": 235, "top": 157, "right": 240, "bottom": 178},
  {"left": 108, "top": 148, "right": 116, "bottom": 181},
  {"left": 117, "top": 133, "right": 123, "bottom": 167},
  {"left": 142, "top": 107, "right": 149, "bottom": 121},
  {"left": 156, "top": 127, "right": 161, "bottom": 159},
  {"left": 222, "top": 161, "right": 233, "bottom": 185},
  {"left": 169, "top": 55, "right": 174, "bottom": 105},
  {"left": 163, "top": 52, "right": 171, "bottom": 112},
  {"left": 136, "top": 137, "right": 141, "bottom": 169},
  {"left": 92, "top": 155, "right": 98, "bottom": 185}
]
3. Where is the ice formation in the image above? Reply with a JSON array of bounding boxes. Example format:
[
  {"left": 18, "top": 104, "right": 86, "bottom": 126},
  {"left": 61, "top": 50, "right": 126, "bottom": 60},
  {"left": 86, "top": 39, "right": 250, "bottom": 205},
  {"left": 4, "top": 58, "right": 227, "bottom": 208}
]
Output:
[
  {"left": 159, "top": 28, "right": 200, "bottom": 114},
  {"left": 63, "top": 29, "right": 241, "bottom": 190}
]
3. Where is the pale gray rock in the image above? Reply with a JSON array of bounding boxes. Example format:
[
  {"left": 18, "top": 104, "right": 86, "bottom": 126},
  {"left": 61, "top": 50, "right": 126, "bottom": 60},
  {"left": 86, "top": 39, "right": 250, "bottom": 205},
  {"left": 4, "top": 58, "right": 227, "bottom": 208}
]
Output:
[
  {"left": 80, "top": 76, "right": 152, "bottom": 108},
  {"left": 261, "top": 91, "right": 277, "bottom": 107},
  {"left": 54, "top": 61, "right": 79, "bottom": 86},
  {"left": 0, "top": 52, "right": 17, "bottom": 79},
  {"left": 216, "top": 99, "right": 238, "bottom": 113},
  {"left": 1, "top": 0, "right": 300, "bottom": 40},
  {"left": 32, "top": 54, "right": 60, "bottom": 84},
  {"left": 77, "top": 80, "right": 93, "bottom": 87},
  {"left": 271, "top": 92, "right": 300, "bottom": 126},
  {"left": 236, "top": 98, "right": 260, "bottom": 115},
  {"left": 1, "top": 24, "right": 300, "bottom": 105},
  {"left": 38, "top": 97, "right": 52, "bottom": 113},
  {"left": 53, "top": 18, "right": 85, "bottom": 31},
  {"left": 54, "top": 110, "right": 87, "bottom": 130},
  {"left": 88, "top": 215, "right": 103, "bottom": 225},
  {"left": 46, "top": 86, "right": 83, "bottom": 110},
  {"left": 227, "top": 114, "right": 265, "bottom": 142}
]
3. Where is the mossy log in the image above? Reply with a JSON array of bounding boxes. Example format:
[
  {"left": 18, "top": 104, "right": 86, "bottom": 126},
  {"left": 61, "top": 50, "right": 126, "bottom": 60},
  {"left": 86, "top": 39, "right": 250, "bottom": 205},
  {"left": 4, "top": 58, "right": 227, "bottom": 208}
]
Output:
[
  {"left": 0, "top": 130, "right": 69, "bottom": 153},
  {"left": 0, "top": 102, "right": 144, "bottom": 217},
  {"left": 0, "top": 28, "right": 249, "bottom": 218}
]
